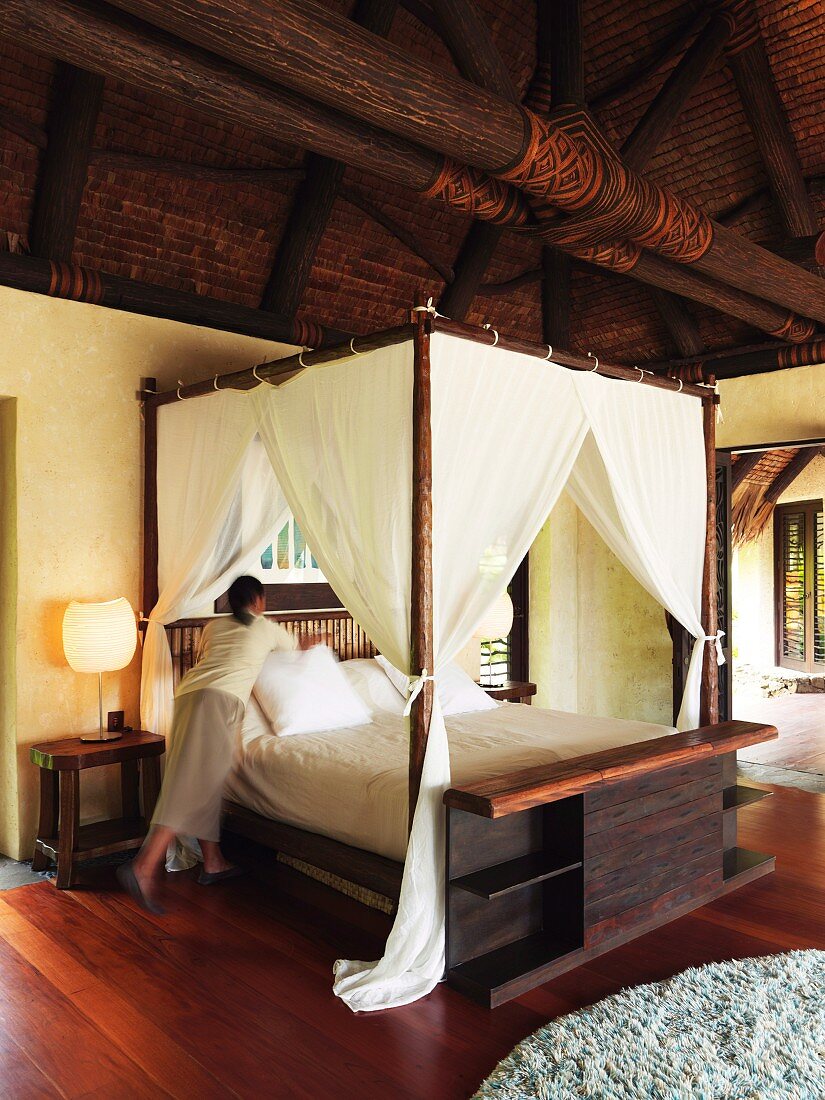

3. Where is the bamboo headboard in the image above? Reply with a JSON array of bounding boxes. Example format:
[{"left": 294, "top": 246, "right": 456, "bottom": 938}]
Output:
[{"left": 165, "top": 610, "right": 377, "bottom": 689}]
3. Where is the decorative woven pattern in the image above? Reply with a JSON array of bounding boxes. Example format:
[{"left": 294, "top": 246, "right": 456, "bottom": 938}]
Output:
[
  {"left": 0, "top": 0, "right": 821, "bottom": 361},
  {"left": 475, "top": 951, "right": 825, "bottom": 1099},
  {"left": 276, "top": 854, "right": 394, "bottom": 914}
]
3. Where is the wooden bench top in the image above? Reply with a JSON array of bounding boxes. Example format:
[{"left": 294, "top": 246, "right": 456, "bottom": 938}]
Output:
[{"left": 443, "top": 721, "right": 778, "bottom": 818}]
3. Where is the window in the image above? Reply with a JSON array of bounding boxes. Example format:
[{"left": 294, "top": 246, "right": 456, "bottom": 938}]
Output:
[
  {"left": 775, "top": 500, "right": 825, "bottom": 673},
  {"left": 261, "top": 515, "right": 324, "bottom": 584},
  {"left": 478, "top": 557, "right": 529, "bottom": 685}
]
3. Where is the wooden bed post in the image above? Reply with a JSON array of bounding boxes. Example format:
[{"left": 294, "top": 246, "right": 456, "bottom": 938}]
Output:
[
  {"left": 700, "top": 389, "right": 719, "bottom": 726},
  {"left": 142, "top": 378, "right": 159, "bottom": 622},
  {"left": 409, "top": 310, "right": 435, "bottom": 834}
]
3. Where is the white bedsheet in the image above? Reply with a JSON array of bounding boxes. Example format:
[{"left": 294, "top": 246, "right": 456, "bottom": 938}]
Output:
[{"left": 225, "top": 701, "right": 675, "bottom": 862}]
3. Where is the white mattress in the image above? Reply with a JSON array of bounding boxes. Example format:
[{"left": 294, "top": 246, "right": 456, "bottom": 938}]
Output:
[{"left": 225, "top": 701, "right": 675, "bottom": 862}]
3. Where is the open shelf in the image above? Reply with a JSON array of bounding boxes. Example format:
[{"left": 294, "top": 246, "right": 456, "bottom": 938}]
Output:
[
  {"left": 37, "top": 817, "right": 147, "bottom": 861},
  {"left": 723, "top": 846, "right": 774, "bottom": 884},
  {"left": 723, "top": 785, "right": 771, "bottom": 813},
  {"left": 450, "top": 853, "right": 582, "bottom": 900},
  {"left": 448, "top": 932, "right": 582, "bottom": 999}
]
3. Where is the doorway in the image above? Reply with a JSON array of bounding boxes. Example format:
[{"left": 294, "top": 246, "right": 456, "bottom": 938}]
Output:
[{"left": 726, "top": 440, "right": 825, "bottom": 788}]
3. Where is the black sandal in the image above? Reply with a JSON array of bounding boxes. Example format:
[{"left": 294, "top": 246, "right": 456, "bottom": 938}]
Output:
[
  {"left": 116, "top": 860, "right": 166, "bottom": 915},
  {"left": 197, "top": 865, "right": 245, "bottom": 886}
]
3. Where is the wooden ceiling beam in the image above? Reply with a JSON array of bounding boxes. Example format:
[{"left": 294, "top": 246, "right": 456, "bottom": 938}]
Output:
[
  {"left": 590, "top": 8, "right": 710, "bottom": 111},
  {"left": 431, "top": 0, "right": 517, "bottom": 321},
  {"left": 716, "top": 172, "right": 825, "bottom": 228},
  {"left": 621, "top": 10, "right": 733, "bottom": 173},
  {"left": 89, "top": 151, "right": 305, "bottom": 183},
  {"left": 614, "top": 11, "right": 735, "bottom": 356},
  {"left": 654, "top": 337, "right": 825, "bottom": 381},
  {"left": 647, "top": 285, "right": 705, "bottom": 358},
  {"left": 104, "top": 0, "right": 825, "bottom": 322},
  {"left": 539, "top": 0, "right": 583, "bottom": 349},
  {"left": 0, "top": 250, "right": 350, "bottom": 346},
  {"left": 258, "top": 152, "right": 344, "bottom": 318},
  {"left": 765, "top": 447, "right": 825, "bottom": 504},
  {"left": 478, "top": 267, "right": 542, "bottom": 296},
  {"left": 259, "top": 0, "right": 398, "bottom": 321},
  {"left": 724, "top": 2, "right": 818, "bottom": 239},
  {"left": 29, "top": 62, "right": 103, "bottom": 262},
  {"left": 3, "top": 0, "right": 817, "bottom": 344}
]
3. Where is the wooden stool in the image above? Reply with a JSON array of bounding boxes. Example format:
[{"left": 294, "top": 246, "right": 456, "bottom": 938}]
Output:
[{"left": 30, "top": 731, "right": 165, "bottom": 888}]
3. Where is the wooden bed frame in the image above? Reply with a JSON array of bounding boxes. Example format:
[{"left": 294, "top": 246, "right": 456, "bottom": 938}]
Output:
[{"left": 144, "top": 311, "right": 778, "bottom": 1007}]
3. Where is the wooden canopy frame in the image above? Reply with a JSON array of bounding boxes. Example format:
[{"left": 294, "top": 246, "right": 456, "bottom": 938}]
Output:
[{"left": 142, "top": 306, "right": 723, "bottom": 829}]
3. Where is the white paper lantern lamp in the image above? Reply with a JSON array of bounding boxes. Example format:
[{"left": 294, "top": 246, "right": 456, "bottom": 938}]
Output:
[
  {"left": 473, "top": 592, "right": 514, "bottom": 642},
  {"left": 63, "top": 598, "right": 137, "bottom": 742}
]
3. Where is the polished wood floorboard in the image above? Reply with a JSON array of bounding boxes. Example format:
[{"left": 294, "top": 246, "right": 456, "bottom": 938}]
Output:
[
  {"left": 736, "top": 693, "right": 825, "bottom": 772},
  {"left": 0, "top": 785, "right": 822, "bottom": 1099}
]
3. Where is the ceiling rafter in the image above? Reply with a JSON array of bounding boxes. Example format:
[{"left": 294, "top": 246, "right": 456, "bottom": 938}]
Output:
[
  {"left": 730, "top": 450, "right": 764, "bottom": 491},
  {"left": 1, "top": 0, "right": 822, "bottom": 365},
  {"left": 571, "top": 7, "right": 735, "bottom": 358},
  {"left": 431, "top": 0, "right": 518, "bottom": 322},
  {"left": 258, "top": 0, "right": 399, "bottom": 322},
  {"left": 538, "top": 0, "right": 584, "bottom": 349},
  {"left": 29, "top": 62, "right": 103, "bottom": 262},
  {"left": 0, "top": 250, "right": 351, "bottom": 346},
  {"left": 339, "top": 185, "right": 455, "bottom": 284},
  {"left": 723, "top": 0, "right": 818, "bottom": 240}
]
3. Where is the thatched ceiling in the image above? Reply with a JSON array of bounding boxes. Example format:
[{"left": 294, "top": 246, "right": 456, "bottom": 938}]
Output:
[
  {"left": 0, "top": 0, "right": 822, "bottom": 364},
  {"left": 732, "top": 445, "right": 825, "bottom": 544}
]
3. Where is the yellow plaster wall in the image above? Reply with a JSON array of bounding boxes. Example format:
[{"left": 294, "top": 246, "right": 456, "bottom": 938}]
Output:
[
  {"left": 717, "top": 363, "right": 825, "bottom": 448},
  {"left": 0, "top": 399, "right": 18, "bottom": 858},
  {"left": 529, "top": 492, "right": 672, "bottom": 726},
  {"left": 0, "top": 285, "right": 294, "bottom": 860}
]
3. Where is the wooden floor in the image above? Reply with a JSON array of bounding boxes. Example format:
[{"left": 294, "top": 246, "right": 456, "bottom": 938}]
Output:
[
  {"left": 736, "top": 692, "right": 825, "bottom": 773},
  {"left": 1, "top": 785, "right": 823, "bottom": 1099}
]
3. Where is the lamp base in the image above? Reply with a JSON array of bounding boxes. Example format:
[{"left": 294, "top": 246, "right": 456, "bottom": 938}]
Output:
[{"left": 80, "top": 730, "right": 123, "bottom": 743}]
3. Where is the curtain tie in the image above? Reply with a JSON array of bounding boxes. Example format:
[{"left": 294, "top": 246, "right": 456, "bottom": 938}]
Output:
[
  {"left": 403, "top": 669, "right": 435, "bottom": 716},
  {"left": 702, "top": 630, "right": 726, "bottom": 665}
]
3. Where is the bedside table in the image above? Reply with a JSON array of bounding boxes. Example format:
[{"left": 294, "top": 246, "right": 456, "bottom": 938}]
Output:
[
  {"left": 482, "top": 680, "right": 537, "bottom": 704},
  {"left": 30, "top": 731, "right": 165, "bottom": 889}
]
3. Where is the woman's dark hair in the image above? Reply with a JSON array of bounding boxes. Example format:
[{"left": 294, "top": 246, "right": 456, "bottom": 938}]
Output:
[{"left": 227, "top": 575, "right": 264, "bottom": 620}]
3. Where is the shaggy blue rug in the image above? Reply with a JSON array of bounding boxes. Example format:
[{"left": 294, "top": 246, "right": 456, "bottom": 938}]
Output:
[{"left": 475, "top": 951, "right": 825, "bottom": 1099}]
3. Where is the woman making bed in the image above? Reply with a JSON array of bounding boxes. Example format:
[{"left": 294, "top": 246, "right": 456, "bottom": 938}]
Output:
[{"left": 117, "top": 575, "right": 302, "bottom": 913}]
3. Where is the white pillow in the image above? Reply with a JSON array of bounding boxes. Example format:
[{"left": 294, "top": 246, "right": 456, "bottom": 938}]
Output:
[
  {"left": 340, "top": 659, "right": 405, "bottom": 714},
  {"left": 374, "top": 655, "right": 498, "bottom": 716},
  {"left": 253, "top": 645, "right": 372, "bottom": 736}
]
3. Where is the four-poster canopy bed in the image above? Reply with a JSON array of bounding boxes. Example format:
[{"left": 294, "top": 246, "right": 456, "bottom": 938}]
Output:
[{"left": 140, "top": 309, "right": 776, "bottom": 1010}]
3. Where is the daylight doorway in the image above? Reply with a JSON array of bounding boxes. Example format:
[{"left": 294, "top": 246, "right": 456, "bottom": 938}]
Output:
[{"left": 728, "top": 440, "right": 825, "bottom": 790}]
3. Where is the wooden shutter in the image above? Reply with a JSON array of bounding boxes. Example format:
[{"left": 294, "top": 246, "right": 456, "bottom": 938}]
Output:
[
  {"left": 777, "top": 508, "right": 807, "bottom": 667},
  {"left": 775, "top": 499, "right": 825, "bottom": 673}
]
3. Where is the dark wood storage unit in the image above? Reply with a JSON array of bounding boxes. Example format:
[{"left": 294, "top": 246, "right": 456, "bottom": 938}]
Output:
[{"left": 444, "top": 720, "right": 777, "bottom": 1007}]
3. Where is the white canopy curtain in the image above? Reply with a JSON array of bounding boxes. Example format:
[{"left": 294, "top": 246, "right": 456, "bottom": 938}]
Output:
[
  {"left": 140, "top": 389, "right": 289, "bottom": 740},
  {"left": 141, "top": 327, "right": 711, "bottom": 1013},
  {"left": 252, "top": 334, "right": 599, "bottom": 1011},
  {"left": 565, "top": 375, "right": 710, "bottom": 730}
]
